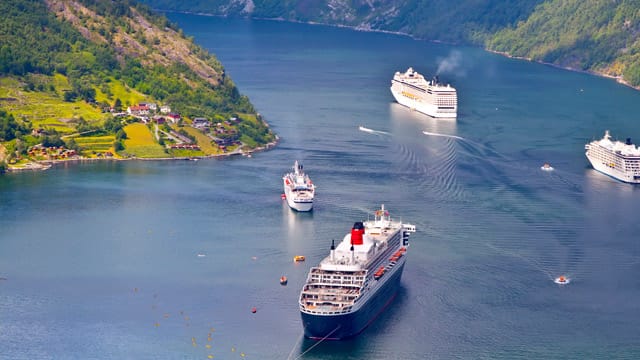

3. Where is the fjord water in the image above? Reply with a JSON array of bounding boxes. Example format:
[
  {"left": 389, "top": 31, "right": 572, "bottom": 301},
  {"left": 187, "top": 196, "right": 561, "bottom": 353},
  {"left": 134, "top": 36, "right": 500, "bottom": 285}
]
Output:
[{"left": 2, "top": 13, "right": 640, "bottom": 359}]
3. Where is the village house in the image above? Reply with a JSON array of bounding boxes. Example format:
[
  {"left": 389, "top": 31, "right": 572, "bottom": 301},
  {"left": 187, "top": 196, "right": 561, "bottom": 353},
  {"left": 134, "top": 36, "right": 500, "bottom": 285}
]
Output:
[
  {"left": 127, "top": 105, "right": 150, "bottom": 116},
  {"left": 167, "top": 113, "right": 181, "bottom": 123},
  {"left": 192, "top": 117, "right": 210, "bottom": 130},
  {"left": 160, "top": 105, "right": 171, "bottom": 114}
]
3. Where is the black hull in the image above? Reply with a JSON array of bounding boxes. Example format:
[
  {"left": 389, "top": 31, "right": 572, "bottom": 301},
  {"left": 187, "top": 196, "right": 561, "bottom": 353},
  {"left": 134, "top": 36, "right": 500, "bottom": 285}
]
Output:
[{"left": 300, "top": 261, "right": 405, "bottom": 340}]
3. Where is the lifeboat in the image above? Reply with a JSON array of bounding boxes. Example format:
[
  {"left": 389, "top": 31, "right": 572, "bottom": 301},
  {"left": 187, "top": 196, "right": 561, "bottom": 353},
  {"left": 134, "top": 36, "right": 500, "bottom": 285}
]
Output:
[
  {"left": 374, "top": 266, "right": 385, "bottom": 280},
  {"left": 293, "top": 255, "right": 306, "bottom": 262},
  {"left": 280, "top": 276, "right": 288, "bottom": 285}
]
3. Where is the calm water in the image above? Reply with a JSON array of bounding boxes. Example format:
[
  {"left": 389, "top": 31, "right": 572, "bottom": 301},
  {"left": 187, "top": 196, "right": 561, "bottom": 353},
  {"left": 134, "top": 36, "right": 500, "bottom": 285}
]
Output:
[{"left": 2, "top": 14, "right": 640, "bottom": 359}]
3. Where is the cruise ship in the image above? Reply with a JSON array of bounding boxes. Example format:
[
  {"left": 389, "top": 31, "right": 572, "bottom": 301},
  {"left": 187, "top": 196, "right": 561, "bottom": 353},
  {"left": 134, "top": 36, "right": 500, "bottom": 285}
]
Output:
[
  {"left": 299, "top": 205, "right": 416, "bottom": 340},
  {"left": 585, "top": 130, "right": 640, "bottom": 183},
  {"left": 283, "top": 161, "right": 315, "bottom": 211},
  {"left": 390, "top": 67, "right": 457, "bottom": 118}
]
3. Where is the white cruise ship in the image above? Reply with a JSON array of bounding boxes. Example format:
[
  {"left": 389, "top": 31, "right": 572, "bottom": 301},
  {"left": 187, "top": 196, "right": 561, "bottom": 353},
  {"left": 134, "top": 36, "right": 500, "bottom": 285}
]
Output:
[
  {"left": 283, "top": 161, "right": 315, "bottom": 211},
  {"left": 390, "top": 67, "right": 457, "bottom": 118},
  {"left": 585, "top": 130, "right": 640, "bottom": 183}
]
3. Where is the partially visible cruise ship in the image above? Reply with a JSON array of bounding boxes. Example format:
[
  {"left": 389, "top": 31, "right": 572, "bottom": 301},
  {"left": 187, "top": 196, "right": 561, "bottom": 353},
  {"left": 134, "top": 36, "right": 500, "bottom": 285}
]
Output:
[
  {"left": 585, "top": 130, "right": 640, "bottom": 183},
  {"left": 299, "top": 205, "right": 416, "bottom": 340},
  {"left": 390, "top": 67, "right": 457, "bottom": 118},
  {"left": 283, "top": 161, "right": 315, "bottom": 211}
]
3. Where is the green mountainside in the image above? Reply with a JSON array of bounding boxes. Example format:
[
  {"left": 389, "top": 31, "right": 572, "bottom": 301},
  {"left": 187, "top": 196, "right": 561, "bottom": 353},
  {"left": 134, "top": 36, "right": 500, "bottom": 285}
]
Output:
[
  {"left": 0, "top": 0, "right": 275, "bottom": 170},
  {"left": 141, "top": 0, "right": 640, "bottom": 87}
]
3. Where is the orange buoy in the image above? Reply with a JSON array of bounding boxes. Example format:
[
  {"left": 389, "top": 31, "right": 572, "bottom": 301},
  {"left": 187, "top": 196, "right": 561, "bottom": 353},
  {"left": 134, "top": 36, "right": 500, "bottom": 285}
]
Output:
[
  {"left": 280, "top": 276, "right": 288, "bottom": 285},
  {"left": 251, "top": 307, "right": 257, "bottom": 313}
]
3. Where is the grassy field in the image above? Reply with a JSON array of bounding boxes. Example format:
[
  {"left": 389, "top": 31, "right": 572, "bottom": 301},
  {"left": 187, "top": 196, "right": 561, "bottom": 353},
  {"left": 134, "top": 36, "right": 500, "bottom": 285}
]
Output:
[
  {"left": 123, "top": 123, "right": 167, "bottom": 158},
  {"left": 0, "top": 76, "right": 107, "bottom": 132},
  {"left": 73, "top": 135, "right": 115, "bottom": 155},
  {"left": 94, "top": 77, "right": 147, "bottom": 108},
  {"left": 181, "top": 126, "right": 220, "bottom": 155}
]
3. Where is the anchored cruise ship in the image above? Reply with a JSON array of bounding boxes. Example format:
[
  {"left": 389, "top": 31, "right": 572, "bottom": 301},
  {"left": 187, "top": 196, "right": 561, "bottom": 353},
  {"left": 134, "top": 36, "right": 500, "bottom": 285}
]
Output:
[
  {"left": 299, "top": 205, "right": 416, "bottom": 340},
  {"left": 283, "top": 161, "right": 315, "bottom": 211},
  {"left": 390, "top": 67, "right": 457, "bottom": 118},
  {"left": 585, "top": 130, "right": 640, "bottom": 183}
]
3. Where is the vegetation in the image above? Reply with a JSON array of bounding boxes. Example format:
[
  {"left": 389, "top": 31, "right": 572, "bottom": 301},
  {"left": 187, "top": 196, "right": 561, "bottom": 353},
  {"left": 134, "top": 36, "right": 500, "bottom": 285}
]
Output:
[
  {"left": 142, "top": 0, "right": 640, "bottom": 87},
  {"left": 0, "top": 0, "right": 276, "bottom": 169}
]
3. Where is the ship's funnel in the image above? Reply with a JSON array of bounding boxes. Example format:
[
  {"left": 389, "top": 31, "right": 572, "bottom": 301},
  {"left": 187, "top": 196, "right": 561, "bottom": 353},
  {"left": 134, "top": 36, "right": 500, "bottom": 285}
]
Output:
[
  {"left": 331, "top": 239, "right": 335, "bottom": 261},
  {"left": 351, "top": 222, "right": 364, "bottom": 245}
]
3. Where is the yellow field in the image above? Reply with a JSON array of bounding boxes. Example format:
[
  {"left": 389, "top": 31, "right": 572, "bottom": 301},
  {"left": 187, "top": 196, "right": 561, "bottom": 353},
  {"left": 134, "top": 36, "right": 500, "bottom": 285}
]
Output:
[{"left": 123, "top": 123, "right": 167, "bottom": 158}]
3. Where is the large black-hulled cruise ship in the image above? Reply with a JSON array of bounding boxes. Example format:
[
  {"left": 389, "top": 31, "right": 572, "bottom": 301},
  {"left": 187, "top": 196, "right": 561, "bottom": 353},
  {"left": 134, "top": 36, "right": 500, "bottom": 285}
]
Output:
[{"left": 298, "top": 205, "right": 415, "bottom": 340}]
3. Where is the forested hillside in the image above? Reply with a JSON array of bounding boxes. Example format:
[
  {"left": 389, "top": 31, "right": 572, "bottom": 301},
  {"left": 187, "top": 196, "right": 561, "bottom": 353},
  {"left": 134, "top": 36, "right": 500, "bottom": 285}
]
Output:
[
  {"left": 487, "top": 0, "right": 640, "bottom": 86},
  {"left": 0, "top": 0, "right": 275, "bottom": 167},
  {"left": 142, "top": 0, "right": 640, "bottom": 87}
]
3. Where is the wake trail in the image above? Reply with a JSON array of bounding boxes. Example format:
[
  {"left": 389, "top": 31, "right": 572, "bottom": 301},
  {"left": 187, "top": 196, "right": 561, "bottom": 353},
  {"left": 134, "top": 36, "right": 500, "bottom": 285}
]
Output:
[
  {"left": 359, "top": 125, "right": 391, "bottom": 135},
  {"left": 422, "top": 130, "right": 465, "bottom": 141}
]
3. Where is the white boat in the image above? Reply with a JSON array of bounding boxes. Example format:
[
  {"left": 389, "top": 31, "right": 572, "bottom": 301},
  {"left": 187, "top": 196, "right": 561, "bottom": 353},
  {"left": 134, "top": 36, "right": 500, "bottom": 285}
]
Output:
[
  {"left": 283, "top": 161, "right": 315, "bottom": 211},
  {"left": 585, "top": 130, "right": 640, "bottom": 183},
  {"left": 541, "top": 163, "right": 554, "bottom": 171},
  {"left": 390, "top": 67, "right": 457, "bottom": 118}
]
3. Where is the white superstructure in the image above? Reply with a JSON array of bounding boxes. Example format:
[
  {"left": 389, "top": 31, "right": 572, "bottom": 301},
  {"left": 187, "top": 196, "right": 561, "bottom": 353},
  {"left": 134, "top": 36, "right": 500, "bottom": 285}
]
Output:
[
  {"left": 283, "top": 160, "right": 315, "bottom": 211},
  {"left": 390, "top": 67, "right": 457, "bottom": 118},
  {"left": 585, "top": 130, "right": 640, "bottom": 183}
]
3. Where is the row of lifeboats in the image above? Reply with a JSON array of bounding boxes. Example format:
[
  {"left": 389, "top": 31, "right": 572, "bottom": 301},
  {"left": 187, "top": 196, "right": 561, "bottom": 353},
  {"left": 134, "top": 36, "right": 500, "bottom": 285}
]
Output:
[{"left": 374, "top": 248, "right": 407, "bottom": 280}]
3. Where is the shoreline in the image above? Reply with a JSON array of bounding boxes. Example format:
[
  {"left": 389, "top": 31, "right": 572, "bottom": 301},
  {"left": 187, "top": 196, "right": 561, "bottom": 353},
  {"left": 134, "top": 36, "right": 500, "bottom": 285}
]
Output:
[
  {"left": 168, "top": 10, "right": 639, "bottom": 92},
  {"left": 5, "top": 136, "right": 279, "bottom": 173},
  {"left": 487, "top": 49, "right": 639, "bottom": 92}
]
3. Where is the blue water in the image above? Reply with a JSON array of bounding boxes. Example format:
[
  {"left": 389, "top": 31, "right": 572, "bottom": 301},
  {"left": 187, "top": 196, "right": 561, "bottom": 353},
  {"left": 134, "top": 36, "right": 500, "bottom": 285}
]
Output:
[{"left": 2, "top": 14, "right": 640, "bottom": 359}]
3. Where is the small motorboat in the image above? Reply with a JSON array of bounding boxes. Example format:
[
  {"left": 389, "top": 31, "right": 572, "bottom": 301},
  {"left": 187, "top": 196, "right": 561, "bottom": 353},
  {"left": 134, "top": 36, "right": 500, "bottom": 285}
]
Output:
[
  {"left": 554, "top": 275, "right": 570, "bottom": 285},
  {"left": 541, "top": 163, "right": 554, "bottom": 171},
  {"left": 280, "top": 276, "right": 288, "bottom": 285},
  {"left": 293, "top": 255, "right": 305, "bottom": 262}
]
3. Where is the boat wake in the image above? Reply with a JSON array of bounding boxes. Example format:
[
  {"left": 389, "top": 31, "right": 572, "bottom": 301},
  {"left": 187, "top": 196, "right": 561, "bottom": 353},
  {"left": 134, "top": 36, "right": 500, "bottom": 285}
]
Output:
[
  {"left": 359, "top": 126, "right": 390, "bottom": 135},
  {"left": 422, "top": 130, "right": 465, "bottom": 141}
]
